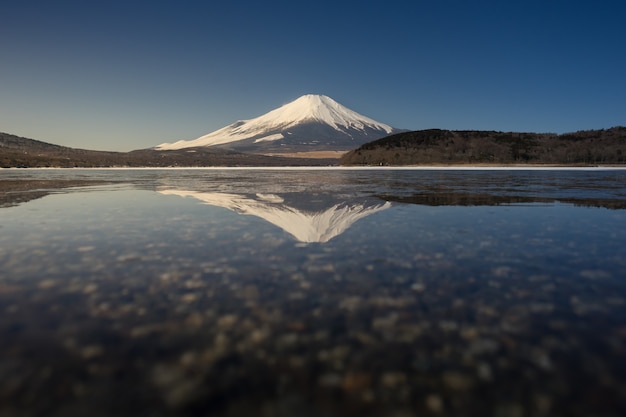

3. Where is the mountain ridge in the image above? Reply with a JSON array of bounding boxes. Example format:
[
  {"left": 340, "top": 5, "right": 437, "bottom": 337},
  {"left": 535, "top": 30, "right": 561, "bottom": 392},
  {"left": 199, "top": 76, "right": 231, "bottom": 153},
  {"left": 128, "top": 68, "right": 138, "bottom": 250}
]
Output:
[
  {"left": 156, "top": 94, "right": 405, "bottom": 152},
  {"left": 3, "top": 126, "right": 626, "bottom": 167}
]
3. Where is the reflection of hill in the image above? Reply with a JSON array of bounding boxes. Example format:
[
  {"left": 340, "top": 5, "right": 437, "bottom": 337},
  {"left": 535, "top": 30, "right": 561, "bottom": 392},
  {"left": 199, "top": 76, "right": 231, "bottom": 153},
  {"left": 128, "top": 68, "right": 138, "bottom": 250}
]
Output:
[
  {"left": 0, "top": 180, "right": 115, "bottom": 208},
  {"left": 378, "top": 192, "right": 626, "bottom": 209},
  {"left": 160, "top": 190, "right": 391, "bottom": 242}
]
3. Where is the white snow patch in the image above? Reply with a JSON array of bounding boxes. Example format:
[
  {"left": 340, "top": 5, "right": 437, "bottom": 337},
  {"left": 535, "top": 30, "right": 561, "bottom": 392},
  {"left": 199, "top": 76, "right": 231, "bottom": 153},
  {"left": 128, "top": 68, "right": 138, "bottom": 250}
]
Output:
[{"left": 254, "top": 133, "right": 284, "bottom": 143}]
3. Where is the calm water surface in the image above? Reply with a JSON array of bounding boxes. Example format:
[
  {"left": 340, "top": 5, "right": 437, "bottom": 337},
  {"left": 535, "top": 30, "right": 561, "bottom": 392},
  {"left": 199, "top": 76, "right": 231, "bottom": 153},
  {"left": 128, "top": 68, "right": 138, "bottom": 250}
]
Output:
[{"left": 1, "top": 168, "right": 625, "bottom": 417}]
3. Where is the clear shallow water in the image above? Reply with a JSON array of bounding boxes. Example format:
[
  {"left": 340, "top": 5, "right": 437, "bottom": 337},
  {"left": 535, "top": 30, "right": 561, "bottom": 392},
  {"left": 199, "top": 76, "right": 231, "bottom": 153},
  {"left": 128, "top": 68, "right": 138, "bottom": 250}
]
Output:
[{"left": 1, "top": 168, "right": 626, "bottom": 417}]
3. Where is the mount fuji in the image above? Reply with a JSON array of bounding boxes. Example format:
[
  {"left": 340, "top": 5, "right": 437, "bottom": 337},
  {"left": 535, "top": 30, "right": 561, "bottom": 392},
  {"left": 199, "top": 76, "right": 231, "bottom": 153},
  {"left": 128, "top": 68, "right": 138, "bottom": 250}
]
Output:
[{"left": 156, "top": 94, "right": 405, "bottom": 153}]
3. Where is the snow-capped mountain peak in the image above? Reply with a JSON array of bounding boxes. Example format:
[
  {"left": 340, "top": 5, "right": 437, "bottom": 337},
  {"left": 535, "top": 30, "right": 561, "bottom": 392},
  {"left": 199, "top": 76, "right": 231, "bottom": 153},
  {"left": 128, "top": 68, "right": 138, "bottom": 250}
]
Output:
[
  {"left": 258, "top": 94, "right": 393, "bottom": 132},
  {"left": 156, "top": 94, "right": 402, "bottom": 152}
]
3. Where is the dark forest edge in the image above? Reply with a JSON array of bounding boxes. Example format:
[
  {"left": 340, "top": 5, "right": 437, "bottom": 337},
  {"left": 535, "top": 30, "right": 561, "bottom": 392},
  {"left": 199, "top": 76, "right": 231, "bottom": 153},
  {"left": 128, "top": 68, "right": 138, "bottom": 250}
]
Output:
[{"left": 340, "top": 127, "right": 626, "bottom": 166}]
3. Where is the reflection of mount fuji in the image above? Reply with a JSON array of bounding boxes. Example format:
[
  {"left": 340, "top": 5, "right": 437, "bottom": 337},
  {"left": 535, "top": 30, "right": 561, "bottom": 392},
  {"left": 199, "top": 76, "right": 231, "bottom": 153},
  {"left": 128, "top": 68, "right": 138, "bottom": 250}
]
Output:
[{"left": 160, "top": 190, "right": 391, "bottom": 243}]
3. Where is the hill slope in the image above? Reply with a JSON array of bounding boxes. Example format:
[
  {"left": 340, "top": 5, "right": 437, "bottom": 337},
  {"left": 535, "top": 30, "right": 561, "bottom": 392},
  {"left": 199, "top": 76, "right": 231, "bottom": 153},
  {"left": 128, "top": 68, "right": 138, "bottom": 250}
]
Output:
[
  {"left": 340, "top": 127, "right": 626, "bottom": 165},
  {"left": 0, "top": 132, "right": 337, "bottom": 167}
]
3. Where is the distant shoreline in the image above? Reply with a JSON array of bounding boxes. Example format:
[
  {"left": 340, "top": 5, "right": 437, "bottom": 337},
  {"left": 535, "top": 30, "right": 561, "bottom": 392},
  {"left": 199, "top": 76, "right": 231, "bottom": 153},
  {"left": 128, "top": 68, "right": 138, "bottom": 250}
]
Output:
[{"left": 2, "top": 165, "right": 626, "bottom": 171}]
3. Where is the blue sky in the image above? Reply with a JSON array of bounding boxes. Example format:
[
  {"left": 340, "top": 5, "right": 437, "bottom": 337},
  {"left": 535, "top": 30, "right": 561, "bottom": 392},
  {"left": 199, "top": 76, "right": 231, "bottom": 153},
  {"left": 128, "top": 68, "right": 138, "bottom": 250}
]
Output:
[{"left": 1, "top": 1, "right": 625, "bottom": 151}]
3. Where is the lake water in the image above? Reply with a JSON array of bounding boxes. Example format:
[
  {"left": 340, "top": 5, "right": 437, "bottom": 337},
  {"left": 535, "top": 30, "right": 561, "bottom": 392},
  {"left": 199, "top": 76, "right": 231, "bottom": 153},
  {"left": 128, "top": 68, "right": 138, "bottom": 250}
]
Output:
[{"left": 1, "top": 167, "right": 626, "bottom": 417}]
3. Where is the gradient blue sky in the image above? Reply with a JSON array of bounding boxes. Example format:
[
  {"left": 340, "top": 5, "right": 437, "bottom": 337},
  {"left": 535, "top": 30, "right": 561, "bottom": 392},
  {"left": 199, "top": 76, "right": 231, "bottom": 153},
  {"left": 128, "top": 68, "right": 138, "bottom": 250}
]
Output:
[{"left": 2, "top": 1, "right": 625, "bottom": 151}]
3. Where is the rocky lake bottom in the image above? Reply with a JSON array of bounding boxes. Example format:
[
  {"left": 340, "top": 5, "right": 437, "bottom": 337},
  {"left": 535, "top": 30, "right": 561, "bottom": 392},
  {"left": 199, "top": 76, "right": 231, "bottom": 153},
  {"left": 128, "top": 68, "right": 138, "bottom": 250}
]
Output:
[{"left": 1, "top": 167, "right": 625, "bottom": 417}]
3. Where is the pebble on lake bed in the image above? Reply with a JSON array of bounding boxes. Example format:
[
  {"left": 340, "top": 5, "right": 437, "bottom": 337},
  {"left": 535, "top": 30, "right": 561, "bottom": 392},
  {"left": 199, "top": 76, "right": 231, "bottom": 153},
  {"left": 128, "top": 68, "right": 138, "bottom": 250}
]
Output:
[
  {"left": 180, "top": 293, "right": 199, "bottom": 303},
  {"left": 425, "top": 394, "right": 444, "bottom": 413},
  {"left": 82, "top": 283, "right": 98, "bottom": 294},
  {"left": 342, "top": 372, "right": 372, "bottom": 392},
  {"left": 441, "top": 372, "right": 473, "bottom": 391},
  {"left": 318, "top": 373, "right": 343, "bottom": 388},
  {"left": 37, "top": 279, "right": 57, "bottom": 289},
  {"left": 217, "top": 314, "right": 238, "bottom": 329},
  {"left": 380, "top": 372, "right": 408, "bottom": 388},
  {"left": 80, "top": 345, "right": 104, "bottom": 360}
]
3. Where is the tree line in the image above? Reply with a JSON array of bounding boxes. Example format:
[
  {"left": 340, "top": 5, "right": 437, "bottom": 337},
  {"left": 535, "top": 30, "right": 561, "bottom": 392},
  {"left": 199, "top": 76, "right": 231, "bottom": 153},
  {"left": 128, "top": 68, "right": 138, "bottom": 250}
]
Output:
[{"left": 340, "top": 127, "right": 626, "bottom": 165}]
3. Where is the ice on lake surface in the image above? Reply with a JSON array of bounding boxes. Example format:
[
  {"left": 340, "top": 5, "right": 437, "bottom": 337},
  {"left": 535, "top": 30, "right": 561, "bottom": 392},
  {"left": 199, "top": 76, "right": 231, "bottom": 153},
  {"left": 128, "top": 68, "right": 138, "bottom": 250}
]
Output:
[{"left": 1, "top": 168, "right": 626, "bottom": 417}]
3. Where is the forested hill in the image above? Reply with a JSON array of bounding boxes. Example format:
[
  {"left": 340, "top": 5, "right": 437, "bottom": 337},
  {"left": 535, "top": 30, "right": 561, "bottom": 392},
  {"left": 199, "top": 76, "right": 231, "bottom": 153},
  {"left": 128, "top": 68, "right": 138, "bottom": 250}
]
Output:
[{"left": 340, "top": 127, "right": 626, "bottom": 166}]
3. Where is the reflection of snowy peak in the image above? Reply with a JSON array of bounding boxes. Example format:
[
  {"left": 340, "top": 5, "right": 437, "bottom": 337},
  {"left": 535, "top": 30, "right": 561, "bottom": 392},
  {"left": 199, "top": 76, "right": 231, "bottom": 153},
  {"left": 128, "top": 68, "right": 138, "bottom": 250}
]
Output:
[
  {"left": 160, "top": 189, "right": 391, "bottom": 243},
  {"left": 156, "top": 95, "right": 403, "bottom": 152}
]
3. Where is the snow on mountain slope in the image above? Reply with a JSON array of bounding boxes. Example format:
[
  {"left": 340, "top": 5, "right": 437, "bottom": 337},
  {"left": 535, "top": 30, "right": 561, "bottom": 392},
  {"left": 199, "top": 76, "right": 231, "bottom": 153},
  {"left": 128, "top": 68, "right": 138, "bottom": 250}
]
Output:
[
  {"left": 156, "top": 94, "right": 401, "bottom": 152},
  {"left": 159, "top": 189, "right": 391, "bottom": 243}
]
